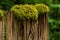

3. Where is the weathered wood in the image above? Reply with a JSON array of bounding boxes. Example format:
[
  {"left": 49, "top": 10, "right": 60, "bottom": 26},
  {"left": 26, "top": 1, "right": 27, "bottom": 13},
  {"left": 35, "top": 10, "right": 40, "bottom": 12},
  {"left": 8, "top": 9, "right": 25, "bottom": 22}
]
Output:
[
  {"left": 26, "top": 21, "right": 31, "bottom": 40},
  {"left": 26, "top": 20, "right": 38, "bottom": 40},
  {"left": 12, "top": 17, "right": 17, "bottom": 40},
  {"left": 43, "top": 14, "right": 48, "bottom": 40},
  {"left": 6, "top": 11, "right": 48, "bottom": 40},
  {"left": 17, "top": 21, "right": 23, "bottom": 40},
  {"left": 31, "top": 21, "right": 38, "bottom": 40},
  {"left": 27, "top": 20, "right": 33, "bottom": 40},
  {"left": 38, "top": 14, "right": 48, "bottom": 40},
  {"left": 24, "top": 21, "right": 27, "bottom": 40},
  {"left": 38, "top": 15, "right": 44, "bottom": 40},
  {"left": 0, "top": 17, "right": 4, "bottom": 40},
  {"left": 6, "top": 11, "right": 13, "bottom": 40},
  {"left": 26, "top": 20, "right": 32, "bottom": 40}
]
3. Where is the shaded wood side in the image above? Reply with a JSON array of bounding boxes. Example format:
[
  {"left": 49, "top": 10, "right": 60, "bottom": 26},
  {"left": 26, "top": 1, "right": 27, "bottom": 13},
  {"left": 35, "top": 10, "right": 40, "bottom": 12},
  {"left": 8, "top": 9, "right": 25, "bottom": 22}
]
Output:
[
  {"left": 24, "top": 21, "right": 27, "bottom": 40},
  {"left": 38, "top": 15, "right": 44, "bottom": 40},
  {"left": 0, "top": 17, "right": 4, "bottom": 40},
  {"left": 12, "top": 17, "right": 17, "bottom": 40},
  {"left": 38, "top": 14, "right": 48, "bottom": 40},
  {"left": 6, "top": 11, "right": 13, "bottom": 40},
  {"left": 17, "top": 21, "right": 23, "bottom": 40}
]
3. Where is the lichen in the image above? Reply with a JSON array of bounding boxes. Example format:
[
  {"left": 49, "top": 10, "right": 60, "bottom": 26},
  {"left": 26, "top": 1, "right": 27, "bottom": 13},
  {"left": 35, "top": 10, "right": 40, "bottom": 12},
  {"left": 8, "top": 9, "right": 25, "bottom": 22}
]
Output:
[
  {"left": 35, "top": 4, "right": 50, "bottom": 14},
  {"left": 11, "top": 4, "right": 38, "bottom": 20}
]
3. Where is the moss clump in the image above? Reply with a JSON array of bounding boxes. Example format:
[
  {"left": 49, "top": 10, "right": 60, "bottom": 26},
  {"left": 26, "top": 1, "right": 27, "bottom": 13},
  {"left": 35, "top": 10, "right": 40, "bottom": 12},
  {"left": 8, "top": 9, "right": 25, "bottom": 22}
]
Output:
[
  {"left": 35, "top": 4, "right": 50, "bottom": 14},
  {"left": 0, "top": 9, "right": 4, "bottom": 17},
  {"left": 11, "top": 4, "right": 38, "bottom": 20}
]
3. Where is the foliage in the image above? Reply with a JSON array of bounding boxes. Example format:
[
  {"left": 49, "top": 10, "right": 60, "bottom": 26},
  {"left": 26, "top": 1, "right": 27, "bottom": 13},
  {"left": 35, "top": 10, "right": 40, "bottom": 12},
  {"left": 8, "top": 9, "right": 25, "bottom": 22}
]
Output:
[
  {"left": 11, "top": 4, "right": 38, "bottom": 20},
  {"left": 48, "top": 6, "right": 60, "bottom": 40},
  {"left": 35, "top": 4, "right": 50, "bottom": 14},
  {"left": 0, "top": 0, "right": 15, "bottom": 10}
]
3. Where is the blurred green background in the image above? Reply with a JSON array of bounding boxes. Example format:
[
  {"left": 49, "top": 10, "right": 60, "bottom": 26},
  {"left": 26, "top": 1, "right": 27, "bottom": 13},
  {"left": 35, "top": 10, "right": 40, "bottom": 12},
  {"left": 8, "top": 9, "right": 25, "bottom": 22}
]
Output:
[{"left": 0, "top": 0, "right": 60, "bottom": 40}]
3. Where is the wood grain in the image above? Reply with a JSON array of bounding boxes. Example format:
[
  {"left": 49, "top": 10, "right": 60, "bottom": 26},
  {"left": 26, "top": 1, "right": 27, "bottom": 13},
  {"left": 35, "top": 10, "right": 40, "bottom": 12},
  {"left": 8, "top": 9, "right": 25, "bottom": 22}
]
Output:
[
  {"left": 38, "top": 14, "right": 48, "bottom": 40},
  {"left": 17, "top": 21, "right": 23, "bottom": 40},
  {"left": 5, "top": 11, "right": 48, "bottom": 40},
  {"left": 0, "top": 17, "right": 4, "bottom": 40},
  {"left": 6, "top": 11, "right": 13, "bottom": 40},
  {"left": 43, "top": 14, "right": 49, "bottom": 40},
  {"left": 24, "top": 20, "right": 27, "bottom": 40},
  {"left": 12, "top": 17, "right": 17, "bottom": 40}
]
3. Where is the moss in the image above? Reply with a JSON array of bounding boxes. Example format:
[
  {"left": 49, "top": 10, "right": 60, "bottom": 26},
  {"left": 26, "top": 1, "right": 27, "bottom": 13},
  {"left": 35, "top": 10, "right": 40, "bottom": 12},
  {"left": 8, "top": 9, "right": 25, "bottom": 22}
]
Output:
[
  {"left": 11, "top": 4, "right": 38, "bottom": 20},
  {"left": 35, "top": 4, "right": 50, "bottom": 14},
  {"left": 0, "top": 9, "right": 4, "bottom": 17}
]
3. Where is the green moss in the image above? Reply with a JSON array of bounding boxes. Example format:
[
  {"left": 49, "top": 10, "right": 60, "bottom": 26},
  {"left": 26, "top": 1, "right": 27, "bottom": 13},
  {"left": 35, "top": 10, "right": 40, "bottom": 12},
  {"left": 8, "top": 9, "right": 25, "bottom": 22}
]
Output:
[
  {"left": 11, "top": 4, "right": 38, "bottom": 20},
  {"left": 35, "top": 4, "right": 50, "bottom": 14},
  {"left": 0, "top": 9, "right": 4, "bottom": 17}
]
